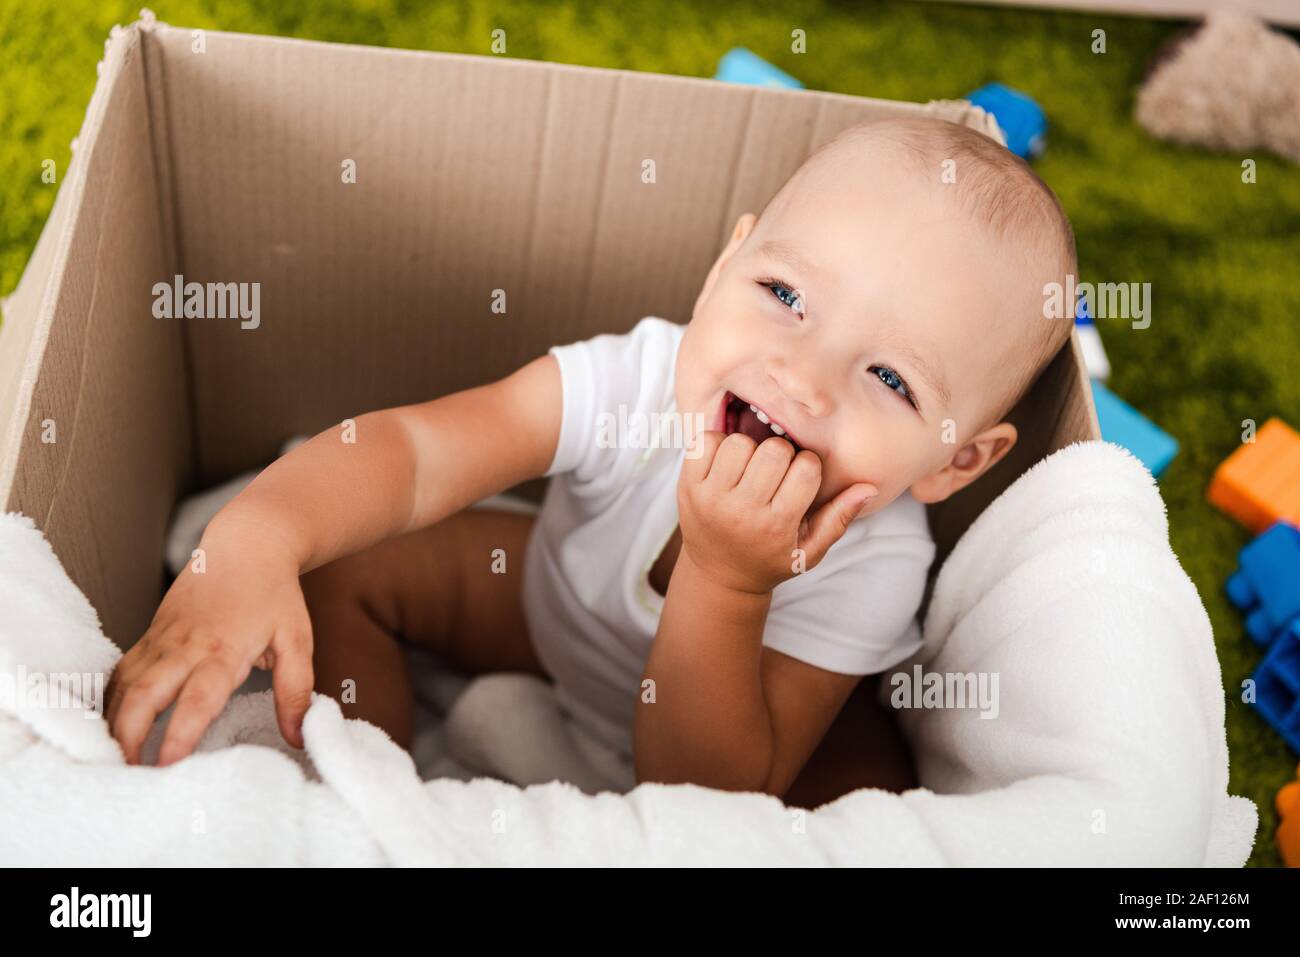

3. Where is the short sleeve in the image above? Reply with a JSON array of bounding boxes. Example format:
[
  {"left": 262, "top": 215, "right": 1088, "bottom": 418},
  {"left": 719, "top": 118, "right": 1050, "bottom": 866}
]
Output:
[
  {"left": 544, "top": 316, "right": 684, "bottom": 493},
  {"left": 763, "top": 521, "right": 936, "bottom": 676}
]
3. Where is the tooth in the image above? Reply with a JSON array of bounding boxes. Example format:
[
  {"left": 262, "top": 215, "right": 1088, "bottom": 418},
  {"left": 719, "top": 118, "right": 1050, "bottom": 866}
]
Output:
[
  {"left": 770, "top": 422, "right": 785, "bottom": 436},
  {"left": 754, "top": 409, "right": 770, "bottom": 424},
  {"left": 749, "top": 404, "right": 758, "bottom": 413}
]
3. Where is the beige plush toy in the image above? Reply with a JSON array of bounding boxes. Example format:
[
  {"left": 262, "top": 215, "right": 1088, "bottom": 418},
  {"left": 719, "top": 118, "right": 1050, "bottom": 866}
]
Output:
[{"left": 1136, "top": 10, "right": 1300, "bottom": 164}]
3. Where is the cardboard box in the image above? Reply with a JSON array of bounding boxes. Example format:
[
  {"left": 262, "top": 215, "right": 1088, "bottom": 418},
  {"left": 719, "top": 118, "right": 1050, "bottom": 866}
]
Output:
[{"left": 0, "top": 14, "right": 1098, "bottom": 651}]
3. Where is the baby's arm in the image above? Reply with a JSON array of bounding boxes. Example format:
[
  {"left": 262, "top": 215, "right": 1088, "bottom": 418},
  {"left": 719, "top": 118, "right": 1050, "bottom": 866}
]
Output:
[
  {"left": 106, "top": 355, "right": 562, "bottom": 765},
  {"left": 634, "top": 432, "right": 876, "bottom": 796},
  {"left": 215, "top": 354, "right": 562, "bottom": 574}
]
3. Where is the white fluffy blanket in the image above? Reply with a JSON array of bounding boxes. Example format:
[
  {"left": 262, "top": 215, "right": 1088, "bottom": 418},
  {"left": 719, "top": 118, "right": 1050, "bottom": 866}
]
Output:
[{"left": 0, "top": 440, "right": 1256, "bottom": 865}]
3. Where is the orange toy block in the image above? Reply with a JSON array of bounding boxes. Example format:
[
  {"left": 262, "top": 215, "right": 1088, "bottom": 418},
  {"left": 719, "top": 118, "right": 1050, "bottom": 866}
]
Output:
[
  {"left": 1278, "top": 765, "right": 1300, "bottom": 868},
  {"left": 1208, "top": 418, "right": 1300, "bottom": 533}
]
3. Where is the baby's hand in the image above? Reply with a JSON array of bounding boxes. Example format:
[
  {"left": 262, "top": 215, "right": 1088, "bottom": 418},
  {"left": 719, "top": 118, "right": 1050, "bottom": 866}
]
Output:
[
  {"left": 676, "top": 431, "right": 877, "bottom": 595},
  {"left": 104, "top": 516, "right": 315, "bottom": 766}
]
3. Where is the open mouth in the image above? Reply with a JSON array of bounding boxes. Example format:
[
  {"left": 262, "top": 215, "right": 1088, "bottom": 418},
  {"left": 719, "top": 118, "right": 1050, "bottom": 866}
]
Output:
[{"left": 722, "top": 391, "right": 804, "bottom": 452}]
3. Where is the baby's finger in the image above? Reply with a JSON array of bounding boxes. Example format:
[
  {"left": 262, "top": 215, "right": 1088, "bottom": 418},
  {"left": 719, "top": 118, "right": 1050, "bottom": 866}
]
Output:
[
  {"left": 739, "top": 436, "right": 796, "bottom": 502},
  {"left": 770, "top": 449, "right": 824, "bottom": 516},
  {"left": 105, "top": 638, "right": 163, "bottom": 728},
  {"left": 104, "top": 655, "right": 139, "bottom": 732},
  {"left": 156, "top": 659, "right": 240, "bottom": 766},
  {"left": 681, "top": 429, "right": 725, "bottom": 482},
  {"left": 111, "top": 652, "right": 198, "bottom": 765},
  {"left": 799, "top": 482, "right": 878, "bottom": 567},
  {"left": 705, "top": 432, "right": 758, "bottom": 488},
  {"left": 271, "top": 630, "right": 315, "bottom": 750}
]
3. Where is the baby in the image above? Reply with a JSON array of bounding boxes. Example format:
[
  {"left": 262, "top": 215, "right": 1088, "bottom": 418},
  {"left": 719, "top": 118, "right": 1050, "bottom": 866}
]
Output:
[{"left": 105, "top": 115, "right": 1076, "bottom": 800}]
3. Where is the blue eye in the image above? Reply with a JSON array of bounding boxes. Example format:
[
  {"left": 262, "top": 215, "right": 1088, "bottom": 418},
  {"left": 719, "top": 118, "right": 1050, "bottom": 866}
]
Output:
[
  {"left": 870, "top": 365, "right": 917, "bottom": 409},
  {"left": 758, "top": 278, "right": 805, "bottom": 317}
]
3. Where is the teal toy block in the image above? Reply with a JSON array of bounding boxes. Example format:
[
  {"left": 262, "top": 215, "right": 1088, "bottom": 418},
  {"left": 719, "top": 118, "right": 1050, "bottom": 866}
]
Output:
[
  {"left": 1091, "top": 381, "right": 1179, "bottom": 478},
  {"left": 714, "top": 48, "right": 803, "bottom": 89}
]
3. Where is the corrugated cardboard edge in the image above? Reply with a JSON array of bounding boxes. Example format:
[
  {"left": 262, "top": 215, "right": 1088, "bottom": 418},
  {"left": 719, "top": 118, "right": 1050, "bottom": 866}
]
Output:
[
  {"left": 919, "top": 0, "right": 1300, "bottom": 28},
  {"left": 123, "top": 18, "right": 1008, "bottom": 151},
  {"left": 1068, "top": 325, "right": 1102, "bottom": 438},
  {"left": 0, "top": 15, "right": 162, "bottom": 509}
]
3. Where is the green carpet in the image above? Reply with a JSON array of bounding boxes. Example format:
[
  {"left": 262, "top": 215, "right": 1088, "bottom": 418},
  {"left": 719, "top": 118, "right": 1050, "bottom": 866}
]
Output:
[{"left": 2, "top": 0, "right": 1297, "bottom": 865}]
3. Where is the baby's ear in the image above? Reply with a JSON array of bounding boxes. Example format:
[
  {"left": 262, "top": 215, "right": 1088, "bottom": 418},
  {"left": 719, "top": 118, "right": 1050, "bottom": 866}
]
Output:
[{"left": 910, "top": 422, "right": 1017, "bottom": 505}]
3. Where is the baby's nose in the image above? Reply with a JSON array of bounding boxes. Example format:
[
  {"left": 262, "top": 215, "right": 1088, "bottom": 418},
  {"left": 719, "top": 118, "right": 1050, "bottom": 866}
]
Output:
[{"left": 767, "top": 361, "right": 830, "bottom": 417}]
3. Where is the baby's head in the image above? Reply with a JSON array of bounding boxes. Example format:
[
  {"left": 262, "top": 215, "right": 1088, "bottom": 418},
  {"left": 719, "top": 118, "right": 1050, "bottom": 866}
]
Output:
[{"left": 676, "top": 115, "right": 1077, "bottom": 515}]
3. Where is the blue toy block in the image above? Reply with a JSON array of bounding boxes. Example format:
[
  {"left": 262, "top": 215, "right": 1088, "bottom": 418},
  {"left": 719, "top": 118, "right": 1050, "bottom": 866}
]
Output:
[
  {"left": 1091, "top": 381, "right": 1179, "bottom": 478},
  {"left": 1251, "top": 619, "right": 1300, "bottom": 754},
  {"left": 1226, "top": 522, "right": 1300, "bottom": 648},
  {"left": 965, "top": 83, "right": 1046, "bottom": 160},
  {"left": 714, "top": 48, "right": 803, "bottom": 89}
]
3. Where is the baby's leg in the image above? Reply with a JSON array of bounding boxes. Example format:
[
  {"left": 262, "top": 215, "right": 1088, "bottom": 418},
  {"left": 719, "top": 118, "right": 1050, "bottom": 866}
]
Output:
[
  {"left": 299, "top": 508, "right": 544, "bottom": 750},
  {"left": 782, "top": 675, "right": 917, "bottom": 809}
]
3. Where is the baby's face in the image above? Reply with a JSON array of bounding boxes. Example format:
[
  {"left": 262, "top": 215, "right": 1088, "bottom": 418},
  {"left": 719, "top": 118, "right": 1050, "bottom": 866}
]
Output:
[{"left": 676, "top": 145, "right": 1033, "bottom": 515}]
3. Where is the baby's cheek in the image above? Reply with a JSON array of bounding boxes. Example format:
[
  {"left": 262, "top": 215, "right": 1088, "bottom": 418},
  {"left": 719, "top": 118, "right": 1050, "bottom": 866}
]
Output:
[
  {"left": 829, "top": 457, "right": 903, "bottom": 507},
  {"left": 828, "top": 449, "right": 881, "bottom": 489},
  {"left": 818, "top": 466, "right": 863, "bottom": 504}
]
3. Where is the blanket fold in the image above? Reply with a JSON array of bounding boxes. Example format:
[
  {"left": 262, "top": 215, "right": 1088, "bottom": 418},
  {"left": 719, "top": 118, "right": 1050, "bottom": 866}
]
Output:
[{"left": 0, "top": 440, "right": 1257, "bottom": 865}]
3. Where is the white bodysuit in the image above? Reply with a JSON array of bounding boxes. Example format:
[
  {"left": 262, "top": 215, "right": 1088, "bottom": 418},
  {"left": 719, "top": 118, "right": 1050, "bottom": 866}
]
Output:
[{"left": 521, "top": 317, "right": 936, "bottom": 757}]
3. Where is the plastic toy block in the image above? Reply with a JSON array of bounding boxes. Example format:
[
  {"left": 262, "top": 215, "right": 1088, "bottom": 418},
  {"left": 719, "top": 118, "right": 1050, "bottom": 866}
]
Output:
[
  {"left": 1208, "top": 418, "right": 1300, "bottom": 534},
  {"left": 1225, "top": 521, "right": 1300, "bottom": 648},
  {"left": 1251, "top": 619, "right": 1300, "bottom": 754},
  {"left": 1074, "top": 290, "right": 1109, "bottom": 380},
  {"left": 1090, "top": 381, "right": 1179, "bottom": 478},
  {"left": 714, "top": 48, "right": 803, "bottom": 89},
  {"left": 1277, "top": 765, "right": 1300, "bottom": 867},
  {"left": 964, "top": 83, "right": 1046, "bottom": 160}
]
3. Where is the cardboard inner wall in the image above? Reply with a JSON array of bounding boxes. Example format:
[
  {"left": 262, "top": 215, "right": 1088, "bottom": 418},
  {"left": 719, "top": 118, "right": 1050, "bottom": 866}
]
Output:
[
  {"left": 1, "top": 29, "right": 191, "bottom": 648},
  {"left": 2, "top": 21, "right": 1098, "bottom": 650},
  {"left": 144, "top": 26, "right": 1015, "bottom": 482}
]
